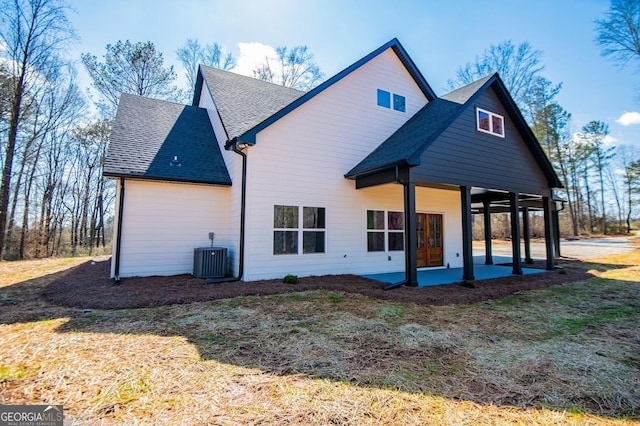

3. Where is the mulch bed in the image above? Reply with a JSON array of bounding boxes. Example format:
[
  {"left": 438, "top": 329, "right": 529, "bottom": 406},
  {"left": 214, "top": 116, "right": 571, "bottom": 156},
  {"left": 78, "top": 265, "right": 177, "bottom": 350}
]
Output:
[{"left": 43, "top": 257, "right": 593, "bottom": 310}]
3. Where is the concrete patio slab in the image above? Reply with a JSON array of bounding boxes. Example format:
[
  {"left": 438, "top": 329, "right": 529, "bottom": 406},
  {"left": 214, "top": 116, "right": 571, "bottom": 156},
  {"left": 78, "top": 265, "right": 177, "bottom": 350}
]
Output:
[{"left": 362, "top": 255, "right": 545, "bottom": 287}]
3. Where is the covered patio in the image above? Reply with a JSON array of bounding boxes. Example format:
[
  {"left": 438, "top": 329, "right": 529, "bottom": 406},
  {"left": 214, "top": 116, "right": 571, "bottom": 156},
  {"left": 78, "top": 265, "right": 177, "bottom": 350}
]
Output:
[{"left": 345, "top": 74, "right": 564, "bottom": 289}]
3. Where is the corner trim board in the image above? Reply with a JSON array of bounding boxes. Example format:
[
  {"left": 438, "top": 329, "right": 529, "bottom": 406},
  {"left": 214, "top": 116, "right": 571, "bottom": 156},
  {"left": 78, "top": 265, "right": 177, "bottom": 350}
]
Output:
[{"left": 114, "top": 177, "right": 125, "bottom": 281}]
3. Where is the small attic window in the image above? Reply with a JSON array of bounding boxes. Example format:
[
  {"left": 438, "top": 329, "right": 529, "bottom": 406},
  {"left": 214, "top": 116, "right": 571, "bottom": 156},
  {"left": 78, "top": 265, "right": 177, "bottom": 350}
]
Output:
[
  {"left": 377, "top": 89, "right": 406, "bottom": 113},
  {"left": 477, "top": 108, "right": 505, "bottom": 137},
  {"left": 393, "top": 94, "right": 406, "bottom": 112},
  {"left": 377, "top": 89, "right": 391, "bottom": 108}
]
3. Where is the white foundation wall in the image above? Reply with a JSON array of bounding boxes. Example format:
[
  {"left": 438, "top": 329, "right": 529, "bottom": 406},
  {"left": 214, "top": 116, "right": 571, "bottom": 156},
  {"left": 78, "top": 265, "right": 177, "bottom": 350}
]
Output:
[
  {"left": 113, "top": 180, "right": 231, "bottom": 278},
  {"left": 240, "top": 48, "right": 464, "bottom": 281}
]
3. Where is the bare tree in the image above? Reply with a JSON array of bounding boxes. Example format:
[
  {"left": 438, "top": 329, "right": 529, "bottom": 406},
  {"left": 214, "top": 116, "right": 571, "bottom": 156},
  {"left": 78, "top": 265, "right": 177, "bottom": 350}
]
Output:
[
  {"left": 527, "top": 79, "right": 580, "bottom": 236},
  {"left": 0, "top": 0, "right": 76, "bottom": 260},
  {"left": 0, "top": 65, "right": 13, "bottom": 134},
  {"left": 595, "top": 0, "right": 640, "bottom": 68},
  {"left": 606, "top": 167, "right": 625, "bottom": 232},
  {"left": 68, "top": 119, "right": 111, "bottom": 253},
  {"left": 447, "top": 40, "right": 544, "bottom": 109},
  {"left": 253, "top": 45, "right": 324, "bottom": 91},
  {"left": 203, "top": 43, "right": 236, "bottom": 71},
  {"left": 618, "top": 145, "right": 640, "bottom": 232},
  {"left": 33, "top": 74, "right": 84, "bottom": 258},
  {"left": 580, "top": 121, "right": 615, "bottom": 234},
  {"left": 82, "top": 40, "right": 180, "bottom": 117},
  {"left": 176, "top": 38, "right": 203, "bottom": 91},
  {"left": 176, "top": 39, "right": 236, "bottom": 98}
]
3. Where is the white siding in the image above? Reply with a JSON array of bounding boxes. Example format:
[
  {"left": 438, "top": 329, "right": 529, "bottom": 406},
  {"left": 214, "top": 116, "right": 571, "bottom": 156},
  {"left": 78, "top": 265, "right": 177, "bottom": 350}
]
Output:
[
  {"left": 116, "top": 180, "right": 231, "bottom": 278},
  {"left": 241, "top": 49, "right": 463, "bottom": 281},
  {"left": 197, "top": 83, "right": 243, "bottom": 276}
]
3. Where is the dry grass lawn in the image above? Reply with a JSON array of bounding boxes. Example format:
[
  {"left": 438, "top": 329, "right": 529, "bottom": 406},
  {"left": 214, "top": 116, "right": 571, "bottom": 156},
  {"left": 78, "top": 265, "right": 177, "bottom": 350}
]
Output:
[{"left": 0, "top": 247, "right": 639, "bottom": 425}]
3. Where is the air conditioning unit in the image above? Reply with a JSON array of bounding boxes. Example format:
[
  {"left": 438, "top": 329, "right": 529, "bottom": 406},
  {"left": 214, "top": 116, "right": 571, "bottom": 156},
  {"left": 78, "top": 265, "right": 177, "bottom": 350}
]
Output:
[{"left": 193, "top": 247, "right": 228, "bottom": 278}]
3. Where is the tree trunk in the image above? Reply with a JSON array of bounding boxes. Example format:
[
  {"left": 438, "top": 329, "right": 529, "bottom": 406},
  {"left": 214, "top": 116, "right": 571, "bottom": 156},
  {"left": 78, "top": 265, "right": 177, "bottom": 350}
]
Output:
[
  {"left": 5, "top": 157, "right": 27, "bottom": 255},
  {"left": 583, "top": 168, "right": 594, "bottom": 233},
  {"left": 598, "top": 163, "right": 607, "bottom": 234},
  {"left": 0, "top": 74, "right": 27, "bottom": 260}
]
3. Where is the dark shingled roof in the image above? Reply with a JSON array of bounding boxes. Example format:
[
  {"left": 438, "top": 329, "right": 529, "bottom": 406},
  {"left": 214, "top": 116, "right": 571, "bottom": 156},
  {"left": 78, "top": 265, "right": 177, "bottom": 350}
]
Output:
[
  {"left": 345, "top": 76, "right": 495, "bottom": 178},
  {"left": 198, "top": 65, "right": 305, "bottom": 140},
  {"left": 104, "top": 94, "right": 231, "bottom": 185}
]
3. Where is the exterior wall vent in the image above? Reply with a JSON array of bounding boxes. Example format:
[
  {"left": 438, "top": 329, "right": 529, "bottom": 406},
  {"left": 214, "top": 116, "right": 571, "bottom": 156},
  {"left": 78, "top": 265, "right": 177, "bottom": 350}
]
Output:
[{"left": 193, "top": 247, "right": 228, "bottom": 278}]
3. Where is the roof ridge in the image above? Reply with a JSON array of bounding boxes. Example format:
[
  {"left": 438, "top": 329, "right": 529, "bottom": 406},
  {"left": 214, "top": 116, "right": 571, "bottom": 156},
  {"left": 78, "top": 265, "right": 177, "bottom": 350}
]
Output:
[
  {"left": 119, "top": 92, "right": 200, "bottom": 109},
  {"left": 198, "top": 64, "right": 306, "bottom": 95}
]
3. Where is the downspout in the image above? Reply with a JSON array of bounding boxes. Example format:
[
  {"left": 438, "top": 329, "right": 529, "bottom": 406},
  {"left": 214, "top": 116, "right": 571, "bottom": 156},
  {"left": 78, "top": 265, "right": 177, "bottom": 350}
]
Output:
[
  {"left": 384, "top": 165, "right": 410, "bottom": 290},
  {"left": 113, "top": 177, "right": 125, "bottom": 282},
  {"left": 206, "top": 141, "right": 247, "bottom": 283}
]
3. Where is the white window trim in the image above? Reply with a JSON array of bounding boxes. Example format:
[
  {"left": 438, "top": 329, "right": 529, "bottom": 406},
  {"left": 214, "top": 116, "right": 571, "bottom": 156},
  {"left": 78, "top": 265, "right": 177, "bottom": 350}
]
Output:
[
  {"left": 273, "top": 205, "right": 326, "bottom": 256},
  {"left": 377, "top": 89, "right": 391, "bottom": 109},
  {"left": 476, "top": 107, "right": 505, "bottom": 138},
  {"left": 366, "top": 210, "right": 405, "bottom": 252},
  {"left": 377, "top": 89, "right": 406, "bottom": 113},
  {"left": 393, "top": 94, "right": 406, "bottom": 112}
]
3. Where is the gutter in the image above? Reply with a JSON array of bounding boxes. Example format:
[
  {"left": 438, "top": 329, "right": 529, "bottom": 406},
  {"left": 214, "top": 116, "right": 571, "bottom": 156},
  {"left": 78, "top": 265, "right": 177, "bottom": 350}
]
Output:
[
  {"left": 113, "top": 177, "right": 125, "bottom": 282},
  {"left": 206, "top": 140, "right": 247, "bottom": 283}
]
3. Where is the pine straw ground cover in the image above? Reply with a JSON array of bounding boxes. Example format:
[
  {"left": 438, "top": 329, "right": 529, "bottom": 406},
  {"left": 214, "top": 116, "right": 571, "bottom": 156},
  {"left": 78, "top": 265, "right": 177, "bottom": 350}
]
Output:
[{"left": 0, "top": 249, "right": 639, "bottom": 424}]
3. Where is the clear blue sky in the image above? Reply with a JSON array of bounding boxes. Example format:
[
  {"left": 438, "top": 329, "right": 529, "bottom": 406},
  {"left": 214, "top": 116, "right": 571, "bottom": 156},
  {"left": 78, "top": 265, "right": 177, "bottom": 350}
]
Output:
[{"left": 67, "top": 0, "right": 640, "bottom": 150}]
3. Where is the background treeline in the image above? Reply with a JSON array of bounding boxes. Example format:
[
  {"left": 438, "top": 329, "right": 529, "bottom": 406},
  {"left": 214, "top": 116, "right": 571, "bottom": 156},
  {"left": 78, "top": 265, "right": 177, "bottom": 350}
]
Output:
[{"left": 1, "top": 0, "right": 639, "bottom": 261}]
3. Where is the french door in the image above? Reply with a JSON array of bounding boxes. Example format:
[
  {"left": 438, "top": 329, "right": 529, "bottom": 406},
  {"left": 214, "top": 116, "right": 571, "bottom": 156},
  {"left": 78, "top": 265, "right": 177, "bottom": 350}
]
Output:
[{"left": 416, "top": 213, "right": 443, "bottom": 267}]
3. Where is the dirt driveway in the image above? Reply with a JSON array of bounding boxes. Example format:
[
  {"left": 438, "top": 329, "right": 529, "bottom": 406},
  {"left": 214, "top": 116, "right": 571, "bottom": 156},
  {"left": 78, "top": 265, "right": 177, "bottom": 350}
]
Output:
[{"left": 474, "top": 236, "right": 636, "bottom": 260}]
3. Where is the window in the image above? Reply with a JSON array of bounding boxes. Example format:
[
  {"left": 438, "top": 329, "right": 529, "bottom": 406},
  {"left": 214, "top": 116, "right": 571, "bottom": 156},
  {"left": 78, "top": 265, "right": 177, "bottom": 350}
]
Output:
[
  {"left": 367, "top": 210, "right": 385, "bottom": 251},
  {"left": 393, "top": 94, "right": 406, "bottom": 112},
  {"left": 377, "top": 89, "right": 391, "bottom": 108},
  {"left": 302, "top": 207, "right": 325, "bottom": 254},
  {"left": 274, "top": 205, "right": 325, "bottom": 255},
  {"left": 367, "top": 210, "right": 404, "bottom": 252},
  {"left": 274, "top": 205, "right": 298, "bottom": 254},
  {"left": 387, "top": 212, "right": 404, "bottom": 251},
  {"left": 377, "top": 89, "right": 406, "bottom": 113},
  {"left": 476, "top": 107, "right": 505, "bottom": 137}
]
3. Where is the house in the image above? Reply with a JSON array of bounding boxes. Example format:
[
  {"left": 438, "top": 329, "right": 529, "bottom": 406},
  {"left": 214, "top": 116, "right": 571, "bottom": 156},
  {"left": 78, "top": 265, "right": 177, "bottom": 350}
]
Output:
[{"left": 103, "top": 38, "right": 562, "bottom": 285}]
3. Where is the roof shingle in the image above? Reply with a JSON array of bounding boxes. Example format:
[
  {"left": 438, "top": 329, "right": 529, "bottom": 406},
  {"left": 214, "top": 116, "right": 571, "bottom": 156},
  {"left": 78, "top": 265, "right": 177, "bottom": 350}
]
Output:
[
  {"left": 198, "top": 65, "right": 305, "bottom": 140},
  {"left": 104, "top": 94, "right": 231, "bottom": 185}
]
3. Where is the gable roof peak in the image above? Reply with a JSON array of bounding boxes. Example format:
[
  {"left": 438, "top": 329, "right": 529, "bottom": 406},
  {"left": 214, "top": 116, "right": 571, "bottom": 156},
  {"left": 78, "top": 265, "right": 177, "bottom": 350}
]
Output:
[
  {"left": 441, "top": 74, "right": 495, "bottom": 104},
  {"left": 226, "top": 38, "right": 437, "bottom": 144},
  {"left": 195, "top": 64, "right": 306, "bottom": 141}
]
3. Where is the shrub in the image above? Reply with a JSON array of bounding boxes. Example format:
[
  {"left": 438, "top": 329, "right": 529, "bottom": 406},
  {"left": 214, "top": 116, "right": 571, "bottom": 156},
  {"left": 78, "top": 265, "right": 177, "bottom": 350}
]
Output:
[{"left": 283, "top": 274, "right": 298, "bottom": 284}]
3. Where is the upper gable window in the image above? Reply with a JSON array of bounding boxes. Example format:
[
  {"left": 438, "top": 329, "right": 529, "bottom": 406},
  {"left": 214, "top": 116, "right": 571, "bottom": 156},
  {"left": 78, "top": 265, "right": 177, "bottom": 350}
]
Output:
[
  {"left": 477, "top": 108, "right": 505, "bottom": 137},
  {"left": 393, "top": 94, "right": 406, "bottom": 112},
  {"left": 377, "top": 89, "right": 391, "bottom": 108},
  {"left": 377, "top": 89, "right": 406, "bottom": 113}
]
